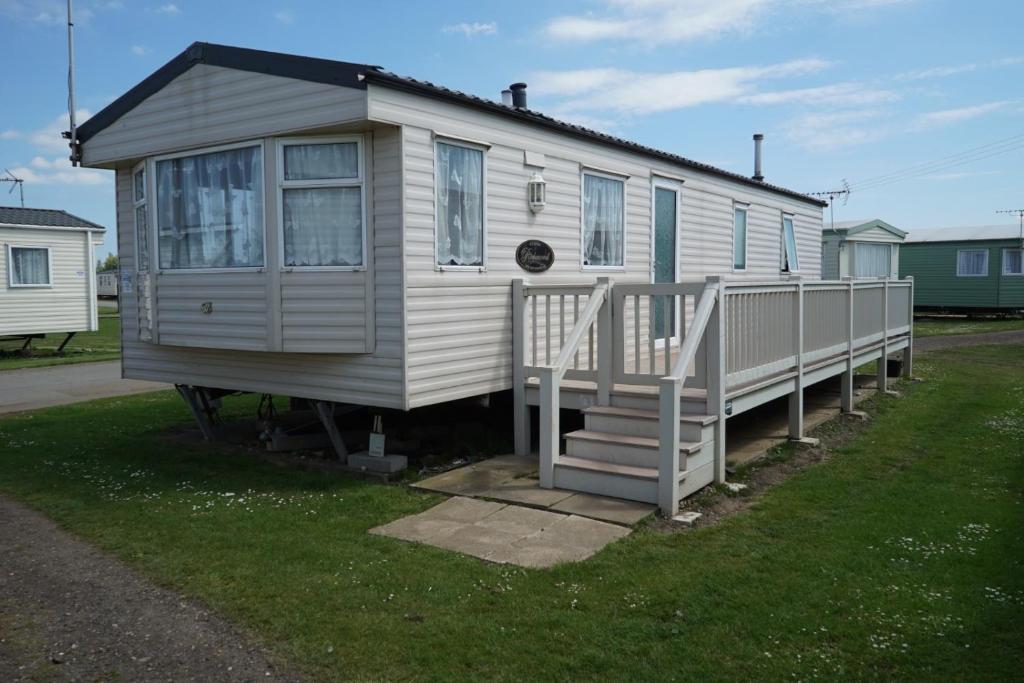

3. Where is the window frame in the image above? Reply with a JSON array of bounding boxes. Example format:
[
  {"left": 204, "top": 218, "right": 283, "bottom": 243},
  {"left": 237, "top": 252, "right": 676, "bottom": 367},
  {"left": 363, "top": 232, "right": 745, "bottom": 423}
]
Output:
[
  {"left": 132, "top": 160, "right": 149, "bottom": 273},
  {"left": 276, "top": 135, "right": 367, "bottom": 272},
  {"left": 580, "top": 167, "right": 628, "bottom": 271},
  {"left": 434, "top": 136, "right": 488, "bottom": 272},
  {"left": 853, "top": 241, "right": 892, "bottom": 279},
  {"left": 152, "top": 139, "right": 268, "bottom": 274},
  {"left": 1002, "top": 248, "right": 1023, "bottom": 276},
  {"left": 6, "top": 244, "right": 53, "bottom": 288},
  {"left": 956, "top": 248, "right": 989, "bottom": 277},
  {"left": 732, "top": 202, "right": 749, "bottom": 272},
  {"left": 780, "top": 212, "right": 800, "bottom": 273}
]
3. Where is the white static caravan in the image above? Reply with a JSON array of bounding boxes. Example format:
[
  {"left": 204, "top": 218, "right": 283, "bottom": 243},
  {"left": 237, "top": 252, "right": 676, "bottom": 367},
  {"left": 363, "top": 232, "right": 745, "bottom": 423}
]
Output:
[
  {"left": 821, "top": 219, "right": 906, "bottom": 280},
  {"left": 0, "top": 207, "right": 105, "bottom": 345},
  {"left": 97, "top": 270, "right": 119, "bottom": 298},
  {"left": 75, "top": 43, "right": 913, "bottom": 512}
]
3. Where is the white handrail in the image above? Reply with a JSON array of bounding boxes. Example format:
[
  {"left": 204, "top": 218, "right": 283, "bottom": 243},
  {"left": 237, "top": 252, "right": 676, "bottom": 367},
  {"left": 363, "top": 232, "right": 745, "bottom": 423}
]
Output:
[
  {"left": 667, "top": 281, "right": 719, "bottom": 380},
  {"left": 550, "top": 282, "right": 609, "bottom": 378}
]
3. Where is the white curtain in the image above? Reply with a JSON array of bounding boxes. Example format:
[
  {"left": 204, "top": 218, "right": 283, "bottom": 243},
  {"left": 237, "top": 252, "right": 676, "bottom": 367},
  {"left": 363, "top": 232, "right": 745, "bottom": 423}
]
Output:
[
  {"left": 583, "top": 174, "right": 624, "bottom": 267},
  {"left": 283, "top": 187, "right": 363, "bottom": 266},
  {"left": 156, "top": 146, "right": 264, "bottom": 269},
  {"left": 135, "top": 206, "right": 149, "bottom": 271},
  {"left": 436, "top": 142, "right": 483, "bottom": 266},
  {"left": 11, "top": 247, "right": 49, "bottom": 285},
  {"left": 1004, "top": 249, "right": 1023, "bottom": 275},
  {"left": 855, "top": 242, "right": 890, "bottom": 277},
  {"left": 782, "top": 216, "right": 800, "bottom": 272},
  {"left": 284, "top": 143, "right": 358, "bottom": 180},
  {"left": 957, "top": 249, "right": 988, "bottom": 276},
  {"left": 733, "top": 208, "right": 747, "bottom": 269}
]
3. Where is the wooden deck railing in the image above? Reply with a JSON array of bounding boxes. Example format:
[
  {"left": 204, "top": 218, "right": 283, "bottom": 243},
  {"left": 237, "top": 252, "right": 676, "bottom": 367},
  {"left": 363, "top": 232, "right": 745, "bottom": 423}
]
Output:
[{"left": 513, "top": 275, "right": 915, "bottom": 513}]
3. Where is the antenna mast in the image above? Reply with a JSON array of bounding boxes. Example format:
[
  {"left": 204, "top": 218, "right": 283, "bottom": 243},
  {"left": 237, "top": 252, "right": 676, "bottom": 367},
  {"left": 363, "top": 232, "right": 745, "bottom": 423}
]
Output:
[
  {"left": 63, "top": 0, "right": 80, "bottom": 166},
  {"left": 996, "top": 208, "right": 1024, "bottom": 245},
  {"left": 1, "top": 169, "right": 25, "bottom": 207},
  {"left": 808, "top": 180, "right": 850, "bottom": 232}
]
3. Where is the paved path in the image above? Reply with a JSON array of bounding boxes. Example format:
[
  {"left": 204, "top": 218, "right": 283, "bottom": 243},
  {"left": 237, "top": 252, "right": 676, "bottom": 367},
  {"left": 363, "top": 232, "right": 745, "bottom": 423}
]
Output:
[
  {"left": 0, "top": 495, "right": 297, "bottom": 682},
  {"left": 0, "top": 361, "right": 167, "bottom": 415},
  {"left": 915, "top": 329, "right": 1024, "bottom": 353}
]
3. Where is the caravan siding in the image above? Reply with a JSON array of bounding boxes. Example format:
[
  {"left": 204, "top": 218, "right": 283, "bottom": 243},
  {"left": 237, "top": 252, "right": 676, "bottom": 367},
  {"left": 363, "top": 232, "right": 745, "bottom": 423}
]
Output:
[
  {"left": 82, "top": 65, "right": 368, "bottom": 166},
  {"left": 369, "top": 86, "right": 822, "bottom": 408},
  {"left": 0, "top": 227, "right": 98, "bottom": 336},
  {"left": 115, "top": 127, "right": 407, "bottom": 408}
]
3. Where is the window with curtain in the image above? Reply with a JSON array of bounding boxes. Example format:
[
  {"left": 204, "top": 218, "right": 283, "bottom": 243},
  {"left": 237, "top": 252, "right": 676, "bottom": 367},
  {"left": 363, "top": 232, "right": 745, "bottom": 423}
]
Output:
[
  {"left": 733, "top": 206, "right": 747, "bottom": 270},
  {"left": 281, "top": 140, "right": 363, "bottom": 268},
  {"left": 1003, "top": 248, "right": 1023, "bottom": 275},
  {"left": 436, "top": 141, "right": 484, "bottom": 267},
  {"left": 854, "top": 242, "right": 890, "bottom": 277},
  {"left": 781, "top": 214, "right": 799, "bottom": 272},
  {"left": 133, "top": 164, "right": 148, "bottom": 271},
  {"left": 957, "top": 249, "right": 988, "bottom": 277},
  {"left": 9, "top": 247, "right": 50, "bottom": 286},
  {"left": 156, "top": 145, "right": 264, "bottom": 270},
  {"left": 582, "top": 172, "right": 624, "bottom": 267}
]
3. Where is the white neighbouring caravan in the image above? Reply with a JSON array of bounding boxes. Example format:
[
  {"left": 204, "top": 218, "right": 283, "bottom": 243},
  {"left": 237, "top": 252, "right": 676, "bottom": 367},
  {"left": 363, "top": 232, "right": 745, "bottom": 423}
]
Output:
[{"left": 0, "top": 206, "right": 105, "bottom": 343}]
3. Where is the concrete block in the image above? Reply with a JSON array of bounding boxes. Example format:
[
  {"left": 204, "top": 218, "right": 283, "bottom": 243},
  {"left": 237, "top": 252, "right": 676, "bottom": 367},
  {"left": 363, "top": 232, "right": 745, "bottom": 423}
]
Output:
[
  {"left": 672, "top": 511, "right": 702, "bottom": 526},
  {"left": 348, "top": 451, "right": 408, "bottom": 473}
]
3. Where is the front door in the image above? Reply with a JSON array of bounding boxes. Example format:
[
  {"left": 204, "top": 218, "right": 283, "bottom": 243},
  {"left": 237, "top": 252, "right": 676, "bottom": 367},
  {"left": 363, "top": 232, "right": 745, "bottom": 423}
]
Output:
[{"left": 652, "top": 180, "right": 680, "bottom": 344}]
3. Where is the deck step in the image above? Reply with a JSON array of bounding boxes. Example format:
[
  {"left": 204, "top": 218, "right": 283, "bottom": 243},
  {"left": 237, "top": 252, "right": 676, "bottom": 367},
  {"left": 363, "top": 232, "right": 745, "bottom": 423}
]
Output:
[
  {"left": 552, "top": 455, "right": 686, "bottom": 504},
  {"left": 582, "top": 405, "right": 718, "bottom": 425},
  {"left": 582, "top": 406, "right": 716, "bottom": 440},
  {"left": 565, "top": 429, "right": 706, "bottom": 469}
]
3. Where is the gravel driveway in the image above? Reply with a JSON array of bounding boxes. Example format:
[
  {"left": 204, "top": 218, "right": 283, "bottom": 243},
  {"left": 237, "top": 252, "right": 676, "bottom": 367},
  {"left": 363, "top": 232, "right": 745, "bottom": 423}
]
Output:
[{"left": 0, "top": 495, "right": 298, "bottom": 682}]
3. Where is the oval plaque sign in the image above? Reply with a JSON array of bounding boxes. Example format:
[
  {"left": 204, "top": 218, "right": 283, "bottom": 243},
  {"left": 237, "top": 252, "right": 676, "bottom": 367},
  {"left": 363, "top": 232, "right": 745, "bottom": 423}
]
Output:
[{"left": 515, "top": 239, "right": 555, "bottom": 273}]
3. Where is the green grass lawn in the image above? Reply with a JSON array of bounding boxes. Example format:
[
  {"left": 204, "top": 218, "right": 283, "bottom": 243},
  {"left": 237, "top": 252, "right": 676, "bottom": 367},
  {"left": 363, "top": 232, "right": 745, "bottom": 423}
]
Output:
[
  {"left": 914, "top": 316, "right": 1024, "bottom": 338},
  {"left": 0, "top": 345, "right": 1022, "bottom": 680},
  {"left": 0, "top": 314, "right": 121, "bottom": 370}
]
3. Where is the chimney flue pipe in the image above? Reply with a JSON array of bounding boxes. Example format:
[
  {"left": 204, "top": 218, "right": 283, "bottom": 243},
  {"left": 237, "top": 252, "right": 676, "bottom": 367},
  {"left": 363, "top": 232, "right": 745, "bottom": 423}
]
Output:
[
  {"left": 752, "top": 133, "right": 764, "bottom": 182},
  {"left": 509, "top": 82, "right": 527, "bottom": 108}
]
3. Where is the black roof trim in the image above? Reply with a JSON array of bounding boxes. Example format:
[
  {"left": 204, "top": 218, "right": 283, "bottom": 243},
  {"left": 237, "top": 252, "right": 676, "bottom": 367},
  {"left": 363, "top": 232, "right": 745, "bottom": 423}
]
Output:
[
  {"left": 76, "top": 42, "right": 825, "bottom": 208},
  {"left": 76, "top": 42, "right": 374, "bottom": 144},
  {"left": 363, "top": 70, "right": 826, "bottom": 207},
  {"left": 0, "top": 206, "right": 105, "bottom": 230}
]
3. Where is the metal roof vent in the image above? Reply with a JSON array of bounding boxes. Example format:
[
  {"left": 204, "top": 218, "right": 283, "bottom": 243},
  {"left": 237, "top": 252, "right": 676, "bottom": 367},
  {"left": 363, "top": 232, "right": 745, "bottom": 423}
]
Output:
[
  {"left": 501, "top": 89, "right": 513, "bottom": 106},
  {"left": 752, "top": 133, "right": 764, "bottom": 182},
  {"left": 509, "top": 82, "right": 527, "bottom": 109}
]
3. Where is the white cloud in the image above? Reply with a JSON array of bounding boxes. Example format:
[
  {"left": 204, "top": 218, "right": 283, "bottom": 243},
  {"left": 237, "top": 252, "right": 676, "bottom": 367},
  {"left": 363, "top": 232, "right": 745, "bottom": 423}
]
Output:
[
  {"left": 274, "top": 10, "right": 294, "bottom": 24},
  {"left": 0, "top": 129, "right": 23, "bottom": 140},
  {"left": 738, "top": 82, "right": 900, "bottom": 107},
  {"left": 925, "top": 170, "right": 999, "bottom": 181},
  {"left": 156, "top": 3, "right": 180, "bottom": 14},
  {"left": 442, "top": 21, "right": 497, "bottom": 37},
  {"left": 531, "top": 58, "right": 831, "bottom": 115},
  {"left": 131, "top": 45, "right": 150, "bottom": 56},
  {"left": 894, "top": 64, "right": 977, "bottom": 81},
  {"left": 912, "top": 101, "right": 1012, "bottom": 130},
  {"left": 8, "top": 158, "right": 110, "bottom": 186},
  {"left": 26, "top": 109, "right": 92, "bottom": 154},
  {"left": 781, "top": 109, "right": 890, "bottom": 151},
  {"left": 545, "top": 0, "right": 769, "bottom": 45}
]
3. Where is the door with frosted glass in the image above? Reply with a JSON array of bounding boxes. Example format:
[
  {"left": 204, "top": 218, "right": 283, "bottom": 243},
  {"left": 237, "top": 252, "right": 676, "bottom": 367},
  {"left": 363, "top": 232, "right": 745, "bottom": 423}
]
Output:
[{"left": 652, "top": 183, "right": 679, "bottom": 344}]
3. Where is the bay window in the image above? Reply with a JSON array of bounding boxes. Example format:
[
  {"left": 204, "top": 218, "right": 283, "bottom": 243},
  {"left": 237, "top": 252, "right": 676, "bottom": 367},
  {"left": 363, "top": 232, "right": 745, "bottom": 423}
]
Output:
[
  {"left": 155, "top": 144, "right": 264, "bottom": 270},
  {"left": 582, "top": 171, "right": 625, "bottom": 268},
  {"left": 280, "top": 138, "right": 364, "bottom": 268},
  {"left": 8, "top": 246, "right": 51, "bottom": 287},
  {"left": 436, "top": 140, "right": 485, "bottom": 268}
]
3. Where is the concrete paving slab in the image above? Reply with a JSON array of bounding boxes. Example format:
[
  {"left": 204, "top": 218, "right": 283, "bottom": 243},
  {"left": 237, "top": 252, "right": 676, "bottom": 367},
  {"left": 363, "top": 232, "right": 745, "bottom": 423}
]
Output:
[
  {"left": 476, "top": 505, "right": 564, "bottom": 537},
  {"left": 549, "top": 492, "right": 655, "bottom": 526},
  {"left": 369, "top": 515, "right": 465, "bottom": 545},
  {"left": 485, "top": 541, "right": 594, "bottom": 569},
  {"left": 411, "top": 455, "right": 536, "bottom": 497},
  {"left": 485, "top": 476, "right": 577, "bottom": 508},
  {"left": 426, "top": 496, "right": 504, "bottom": 523},
  {"left": 430, "top": 524, "right": 524, "bottom": 558},
  {"left": 524, "top": 514, "right": 631, "bottom": 550}
]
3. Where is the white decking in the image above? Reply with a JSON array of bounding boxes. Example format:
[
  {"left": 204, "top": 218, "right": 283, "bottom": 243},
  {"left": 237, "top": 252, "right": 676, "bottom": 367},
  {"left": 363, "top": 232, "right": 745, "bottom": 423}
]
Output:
[{"left": 514, "top": 276, "right": 914, "bottom": 515}]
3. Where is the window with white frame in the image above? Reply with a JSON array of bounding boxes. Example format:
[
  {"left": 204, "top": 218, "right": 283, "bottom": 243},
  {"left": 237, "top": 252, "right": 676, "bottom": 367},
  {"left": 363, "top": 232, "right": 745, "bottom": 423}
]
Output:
[
  {"left": 781, "top": 213, "right": 799, "bottom": 272},
  {"left": 1003, "top": 248, "right": 1023, "bottom": 275},
  {"left": 854, "top": 242, "right": 891, "bottom": 277},
  {"left": 581, "top": 171, "right": 625, "bottom": 268},
  {"left": 956, "top": 249, "right": 988, "bottom": 277},
  {"left": 733, "top": 205, "right": 748, "bottom": 270},
  {"left": 155, "top": 144, "right": 264, "bottom": 270},
  {"left": 436, "top": 140, "right": 485, "bottom": 268},
  {"left": 8, "top": 246, "right": 51, "bottom": 287},
  {"left": 133, "top": 163, "right": 148, "bottom": 271},
  {"left": 280, "top": 138, "right": 364, "bottom": 268}
]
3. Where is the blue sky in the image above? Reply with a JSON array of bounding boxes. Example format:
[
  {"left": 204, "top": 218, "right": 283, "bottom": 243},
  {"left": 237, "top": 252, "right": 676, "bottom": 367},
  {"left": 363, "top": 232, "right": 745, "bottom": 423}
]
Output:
[{"left": 1, "top": 0, "right": 1021, "bottom": 259}]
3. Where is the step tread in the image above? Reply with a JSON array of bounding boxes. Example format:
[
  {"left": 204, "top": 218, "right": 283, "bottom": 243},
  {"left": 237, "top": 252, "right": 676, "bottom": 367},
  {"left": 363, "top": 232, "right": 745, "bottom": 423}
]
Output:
[
  {"left": 555, "top": 455, "right": 688, "bottom": 481},
  {"left": 564, "top": 429, "right": 704, "bottom": 453},
  {"left": 525, "top": 376, "right": 707, "bottom": 400},
  {"left": 582, "top": 405, "right": 718, "bottom": 425}
]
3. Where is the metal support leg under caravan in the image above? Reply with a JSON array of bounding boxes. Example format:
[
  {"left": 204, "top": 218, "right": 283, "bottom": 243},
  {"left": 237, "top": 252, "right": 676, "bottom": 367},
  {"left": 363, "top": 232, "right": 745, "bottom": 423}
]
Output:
[
  {"left": 175, "top": 384, "right": 218, "bottom": 441},
  {"left": 311, "top": 400, "right": 349, "bottom": 464}
]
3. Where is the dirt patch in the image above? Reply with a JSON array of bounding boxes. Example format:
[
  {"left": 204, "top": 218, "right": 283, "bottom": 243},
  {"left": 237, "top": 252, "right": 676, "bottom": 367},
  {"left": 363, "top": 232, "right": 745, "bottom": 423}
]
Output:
[
  {"left": 915, "top": 329, "right": 1024, "bottom": 353},
  {"left": 649, "top": 382, "right": 913, "bottom": 533},
  {"left": 0, "top": 495, "right": 299, "bottom": 682}
]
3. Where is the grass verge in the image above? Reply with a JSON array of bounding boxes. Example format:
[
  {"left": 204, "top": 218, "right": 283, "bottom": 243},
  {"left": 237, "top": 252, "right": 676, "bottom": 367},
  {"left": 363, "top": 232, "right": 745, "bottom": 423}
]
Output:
[
  {"left": 914, "top": 315, "right": 1024, "bottom": 338},
  {"left": 0, "top": 315, "right": 121, "bottom": 370},
  {"left": 1, "top": 345, "right": 1022, "bottom": 680}
]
